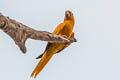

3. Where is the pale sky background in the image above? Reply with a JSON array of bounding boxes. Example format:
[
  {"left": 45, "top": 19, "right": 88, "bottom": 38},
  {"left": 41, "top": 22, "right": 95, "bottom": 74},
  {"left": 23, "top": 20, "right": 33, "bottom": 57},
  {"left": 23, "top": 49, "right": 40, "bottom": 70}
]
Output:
[{"left": 0, "top": 0, "right": 120, "bottom": 80}]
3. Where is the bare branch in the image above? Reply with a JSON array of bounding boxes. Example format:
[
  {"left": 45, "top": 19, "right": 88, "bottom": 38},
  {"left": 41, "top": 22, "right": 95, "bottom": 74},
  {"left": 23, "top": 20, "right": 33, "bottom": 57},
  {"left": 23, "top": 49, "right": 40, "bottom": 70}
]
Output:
[{"left": 0, "top": 13, "right": 77, "bottom": 53}]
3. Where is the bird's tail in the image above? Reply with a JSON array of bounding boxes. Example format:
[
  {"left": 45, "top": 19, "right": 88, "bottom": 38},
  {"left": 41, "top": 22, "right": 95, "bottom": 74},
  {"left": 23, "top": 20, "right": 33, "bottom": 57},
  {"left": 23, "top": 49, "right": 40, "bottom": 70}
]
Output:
[{"left": 31, "top": 51, "right": 54, "bottom": 78}]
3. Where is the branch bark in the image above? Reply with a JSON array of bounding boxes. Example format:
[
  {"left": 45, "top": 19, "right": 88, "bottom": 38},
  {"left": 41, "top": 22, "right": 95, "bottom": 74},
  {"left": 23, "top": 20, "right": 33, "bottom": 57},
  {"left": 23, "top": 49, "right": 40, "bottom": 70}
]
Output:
[{"left": 0, "top": 13, "right": 77, "bottom": 53}]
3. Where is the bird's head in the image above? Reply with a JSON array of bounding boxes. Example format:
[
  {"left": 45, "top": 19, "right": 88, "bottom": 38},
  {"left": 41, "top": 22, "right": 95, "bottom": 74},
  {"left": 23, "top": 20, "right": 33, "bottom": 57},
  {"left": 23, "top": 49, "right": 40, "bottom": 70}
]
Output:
[{"left": 64, "top": 10, "right": 74, "bottom": 20}]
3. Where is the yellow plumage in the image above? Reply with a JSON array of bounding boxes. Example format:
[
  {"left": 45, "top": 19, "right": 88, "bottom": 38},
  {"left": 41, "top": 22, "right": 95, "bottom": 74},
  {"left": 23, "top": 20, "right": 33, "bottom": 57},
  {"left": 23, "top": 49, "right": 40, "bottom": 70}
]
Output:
[{"left": 31, "top": 10, "right": 75, "bottom": 78}]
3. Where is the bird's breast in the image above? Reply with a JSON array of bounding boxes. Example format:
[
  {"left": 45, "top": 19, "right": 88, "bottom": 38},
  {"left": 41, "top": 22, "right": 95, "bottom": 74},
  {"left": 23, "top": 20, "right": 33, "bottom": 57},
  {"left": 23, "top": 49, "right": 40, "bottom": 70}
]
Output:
[{"left": 60, "top": 24, "right": 73, "bottom": 37}]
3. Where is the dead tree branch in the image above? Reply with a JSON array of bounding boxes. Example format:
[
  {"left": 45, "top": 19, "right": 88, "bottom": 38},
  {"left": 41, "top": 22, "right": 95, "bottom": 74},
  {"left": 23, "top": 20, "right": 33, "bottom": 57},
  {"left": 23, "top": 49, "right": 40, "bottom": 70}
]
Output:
[{"left": 0, "top": 13, "right": 77, "bottom": 53}]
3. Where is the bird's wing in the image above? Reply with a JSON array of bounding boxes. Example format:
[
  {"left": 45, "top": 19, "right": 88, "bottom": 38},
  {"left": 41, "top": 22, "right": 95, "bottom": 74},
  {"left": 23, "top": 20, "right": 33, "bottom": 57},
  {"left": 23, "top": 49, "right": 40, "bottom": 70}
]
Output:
[{"left": 39, "top": 32, "right": 75, "bottom": 58}]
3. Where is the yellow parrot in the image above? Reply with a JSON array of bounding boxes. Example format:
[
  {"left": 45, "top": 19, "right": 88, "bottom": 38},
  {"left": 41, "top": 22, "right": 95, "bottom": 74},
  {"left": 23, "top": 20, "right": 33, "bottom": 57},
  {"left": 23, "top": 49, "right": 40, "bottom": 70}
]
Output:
[{"left": 31, "top": 10, "right": 75, "bottom": 78}]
